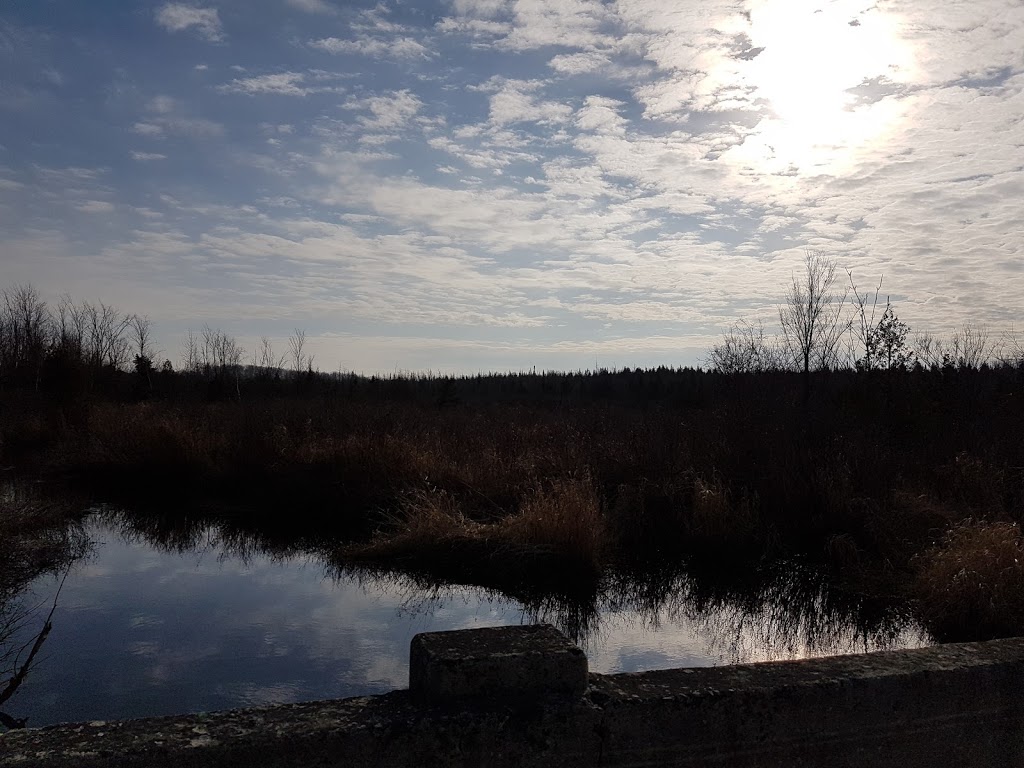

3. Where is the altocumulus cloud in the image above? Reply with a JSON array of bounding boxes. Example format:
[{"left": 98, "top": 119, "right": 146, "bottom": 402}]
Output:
[
  {"left": 0, "top": 0, "right": 1022, "bottom": 373},
  {"left": 154, "top": 3, "right": 224, "bottom": 42}
]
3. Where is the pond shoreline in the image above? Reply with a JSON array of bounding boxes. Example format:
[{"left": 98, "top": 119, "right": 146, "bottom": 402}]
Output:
[{"left": 0, "top": 511, "right": 925, "bottom": 729}]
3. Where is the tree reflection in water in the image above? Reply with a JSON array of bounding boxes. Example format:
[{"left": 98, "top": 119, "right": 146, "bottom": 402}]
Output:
[
  {"left": 0, "top": 489, "right": 88, "bottom": 731},
  {"left": 354, "top": 563, "right": 922, "bottom": 661},
  {"left": 0, "top": 571, "right": 70, "bottom": 729},
  {"left": 92, "top": 508, "right": 924, "bottom": 664}
]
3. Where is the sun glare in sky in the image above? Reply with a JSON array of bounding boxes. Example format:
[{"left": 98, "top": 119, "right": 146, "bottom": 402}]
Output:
[{"left": 729, "top": 1, "right": 916, "bottom": 176}]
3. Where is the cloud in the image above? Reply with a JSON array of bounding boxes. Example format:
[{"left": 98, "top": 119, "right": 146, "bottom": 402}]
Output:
[
  {"left": 344, "top": 90, "right": 424, "bottom": 131},
  {"left": 483, "top": 79, "right": 573, "bottom": 126},
  {"left": 155, "top": 4, "right": 224, "bottom": 42},
  {"left": 135, "top": 116, "right": 223, "bottom": 138},
  {"left": 548, "top": 51, "right": 610, "bottom": 74},
  {"left": 450, "top": 0, "right": 509, "bottom": 17},
  {"left": 285, "top": 0, "right": 335, "bottom": 13},
  {"left": 131, "top": 96, "right": 224, "bottom": 139},
  {"left": 307, "top": 6, "right": 435, "bottom": 59},
  {"left": 75, "top": 200, "right": 116, "bottom": 214},
  {"left": 309, "top": 35, "right": 431, "bottom": 59},
  {"left": 216, "top": 71, "right": 343, "bottom": 97},
  {"left": 435, "top": 17, "right": 511, "bottom": 39},
  {"left": 501, "top": 0, "right": 618, "bottom": 52},
  {"left": 148, "top": 95, "right": 177, "bottom": 114},
  {"left": 130, "top": 151, "right": 168, "bottom": 161},
  {"left": 437, "top": 0, "right": 622, "bottom": 53},
  {"left": 131, "top": 122, "right": 165, "bottom": 137},
  {"left": 7, "top": 0, "right": 1024, "bottom": 374}
]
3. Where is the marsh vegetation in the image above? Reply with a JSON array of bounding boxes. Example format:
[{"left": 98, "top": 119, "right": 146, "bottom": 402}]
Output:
[
  {"left": 0, "top": 270, "right": 1023, "bottom": 724},
  {"left": 3, "top": 361, "right": 1023, "bottom": 640}
]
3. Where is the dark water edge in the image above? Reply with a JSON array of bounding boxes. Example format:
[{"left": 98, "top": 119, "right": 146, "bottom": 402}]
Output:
[{"left": 0, "top": 512, "right": 928, "bottom": 729}]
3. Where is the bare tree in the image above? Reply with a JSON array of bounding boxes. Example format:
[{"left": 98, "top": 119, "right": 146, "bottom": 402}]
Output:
[
  {"left": 82, "top": 301, "right": 130, "bottom": 371},
  {"left": 128, "top": 315, "right": 158, "bottom": 388},
  {"left": 914, "top": 332, "right": 942, "bottom": 370},
  {"left": 288, "top": 328, "right": 307, "bottom": 375},
  {"left": 254, "top": 336, "right": 286, "bottom": 378},
  {"left": 847, "top": 270, "right": 883, "bottom": 370},
  {"left": 193, "top": 326, "right": 245, "bottom": 398},
  {"left": 1001, "top": 327, "right": 1024, "bottom": 368},
  {"left": 128, "top": 315, "right": 157, "bottom": 364},
  {"left": 707, "top": 320, "right": 783, "bottom": 374},
  {"left": 182, "top": 329, "right": 200, "bottom": 374},
  {"left": 0, "top": 285, "right": 50, "bottom": 390},
  {"left": 779, "top": 251, "right": 850, "bottom": 383},
  {"left": 54, "top": 294, "right": 86, "bottom": 360},
  {"left": 200, "top": 326, "right": 244, "bottom": 374}
]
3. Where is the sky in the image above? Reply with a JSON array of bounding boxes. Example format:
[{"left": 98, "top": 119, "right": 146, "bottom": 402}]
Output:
[{"left": 1, "top": 0, "right": 1022, "bottom": 374}]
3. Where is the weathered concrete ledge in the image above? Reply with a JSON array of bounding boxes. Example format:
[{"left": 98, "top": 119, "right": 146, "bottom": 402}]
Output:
[{"left": 3, "top": 629, "right": 1024, "bottom": 767}]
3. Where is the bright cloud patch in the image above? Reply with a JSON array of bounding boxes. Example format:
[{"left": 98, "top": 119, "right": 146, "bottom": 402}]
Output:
[
  {"left": 309, "top": 35, "right": 431, "bottom": 59},
  {"left": 130, "top": 151, "right": 168, "bottom": 161},
  {"left": 155, "top": 4, "right": 223, "bottom": 42},
  {"left": 217, "top": 72, "right": 344, "bottom": 97}
]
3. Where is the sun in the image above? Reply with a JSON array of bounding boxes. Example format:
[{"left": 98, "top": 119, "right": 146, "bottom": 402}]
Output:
[{"left": 727, "top": 1, "right": 915, "bottom": 175}]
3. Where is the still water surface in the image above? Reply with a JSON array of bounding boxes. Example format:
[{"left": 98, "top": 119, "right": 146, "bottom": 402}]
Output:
[{"left": 7, "top": 516, "right": 927, "bottom": 727}]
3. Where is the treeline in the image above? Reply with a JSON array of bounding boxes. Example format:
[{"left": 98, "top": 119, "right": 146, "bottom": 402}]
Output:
[
  {"left": 708, "top": 251, "right": 1024, "bottom": 377},
  {"left": 0, "top": 285, "right": 325, "bottom": 401},
  {"left": 0, "top": 283, "right": 724, "bottom": 406},
  {"left": 0, "top": 285, "right": 148, "bottom": 396},
  {"left": 2, "top": 274, "right": 1024, "bottom": 410}
]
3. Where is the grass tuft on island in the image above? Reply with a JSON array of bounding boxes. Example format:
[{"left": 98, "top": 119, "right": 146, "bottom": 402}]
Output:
[{"left": 342, "top": 478, "right": 606, "bottom": 595}]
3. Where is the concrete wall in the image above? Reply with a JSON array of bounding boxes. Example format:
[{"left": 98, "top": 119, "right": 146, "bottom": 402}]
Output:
[{"left": 3, "top": 629, "right": 1024, "bottom": 767}]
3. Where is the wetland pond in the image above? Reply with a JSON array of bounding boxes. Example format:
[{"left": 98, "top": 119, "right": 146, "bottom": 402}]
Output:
[{"left": 2, "top": 512, "right": 928, "bottom": 728}]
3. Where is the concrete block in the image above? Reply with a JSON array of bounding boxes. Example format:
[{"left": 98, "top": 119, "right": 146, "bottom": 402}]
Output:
[{"left": 409, "top": 624, "right": 588, "bottom": 707}]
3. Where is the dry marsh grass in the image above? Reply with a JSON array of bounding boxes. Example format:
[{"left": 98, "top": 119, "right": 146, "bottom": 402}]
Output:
[
  {"left": 2, "top": 366, "right": 1024, "bottom": 637},
  {"left": 912, "top": 520, "right": 1024, "bottom": 641},
  {"left": 688, "top": 474, "right": 760, "bottom": 550},
  {"left": 345, "top": 478, "right": 606, "bottom": 591}
]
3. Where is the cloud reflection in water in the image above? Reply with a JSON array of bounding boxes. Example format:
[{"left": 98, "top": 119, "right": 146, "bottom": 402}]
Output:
[{"left": 8, "top": 513, "right": 925, "bottom": 727}]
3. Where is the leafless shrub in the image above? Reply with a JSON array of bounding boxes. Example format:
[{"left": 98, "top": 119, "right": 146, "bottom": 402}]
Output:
[
  {"left": 707, "top": 320, "right": 783, "bottom": 374},
  {"left": 915, "top": 324, "right": 997, "bottom": 370}
]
